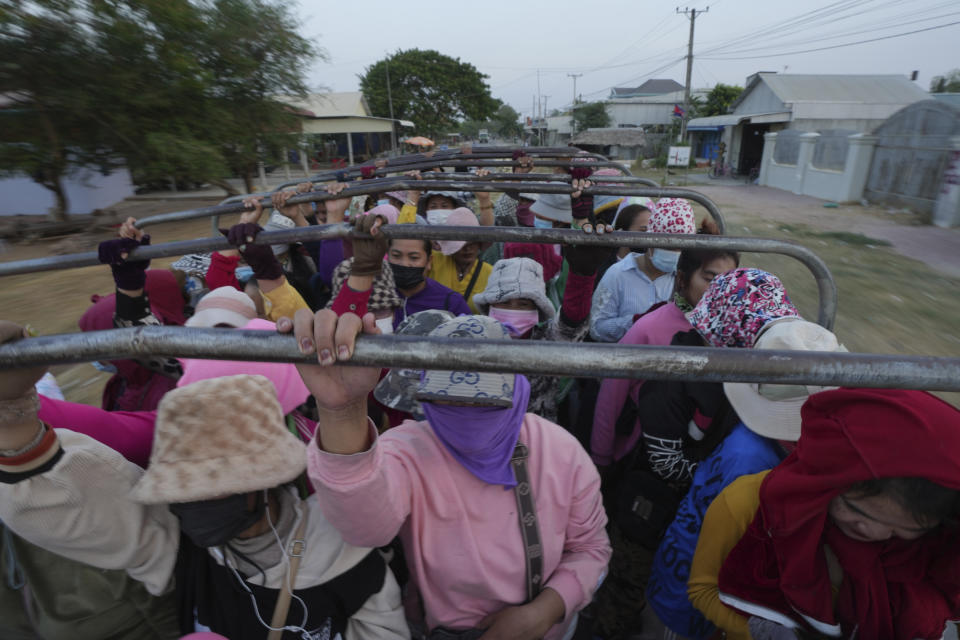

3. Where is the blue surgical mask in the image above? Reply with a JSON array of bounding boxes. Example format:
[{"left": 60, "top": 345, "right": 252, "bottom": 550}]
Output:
[
  {"left": 92, "top": 361, "right": 118, "bottom": 375},
  {"left": 377, "top": 199, "right": 391, "bottom": 207},
  {"left": 533, "top": 217, "right": 553, "bottom": 229},
  {"left": 650, "top": 249, "right": 680, "bottom": 273},
  {"left": 234, "top": 266, "right": 254, "bottom": 284}
]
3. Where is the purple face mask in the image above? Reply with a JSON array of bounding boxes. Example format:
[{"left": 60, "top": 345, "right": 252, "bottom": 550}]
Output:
[{"left": 421, "top": 374, "right": 531, "bottom": 487}]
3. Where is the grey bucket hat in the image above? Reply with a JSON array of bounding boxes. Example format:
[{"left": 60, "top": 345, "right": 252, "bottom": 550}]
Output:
[
  {"left": 415, "top": 315, "right": 516, "bottom": 408},
  {"left": 530, "top": 192, "right": 572, "bottom": 223},
  {"left": 472, "top": 257, "right": 555, "bottom": 322},
  {"left": 374, "top": 310, "right": 456, "bottom": 417}
]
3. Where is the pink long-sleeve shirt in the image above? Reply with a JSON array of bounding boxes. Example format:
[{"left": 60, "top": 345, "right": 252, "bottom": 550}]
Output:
[
  {"left": 590, "top": 303, "right": 692, "bottom": 466},
  {"left": 307, "top": 414, "right": 611, "bottom": 639}
]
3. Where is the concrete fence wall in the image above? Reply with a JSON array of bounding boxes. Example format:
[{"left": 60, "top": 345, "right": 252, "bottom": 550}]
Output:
[{"left": 759, "top": 131, "right": 876, "bottom": 203}]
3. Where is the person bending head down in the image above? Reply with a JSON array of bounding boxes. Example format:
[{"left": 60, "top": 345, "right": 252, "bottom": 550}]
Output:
[{"left": 689, "top": 388, "right": 960, "bottom": 640}]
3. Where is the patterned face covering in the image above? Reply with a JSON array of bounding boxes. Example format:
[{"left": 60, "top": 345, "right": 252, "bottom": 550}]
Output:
[{"left": 687, "top": 267, "right": 800, "bottom": 348}]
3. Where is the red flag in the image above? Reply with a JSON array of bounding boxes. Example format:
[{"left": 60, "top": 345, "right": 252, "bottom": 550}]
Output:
[{"left": 672, "top": 104, "right": 685, "bottom": 118}]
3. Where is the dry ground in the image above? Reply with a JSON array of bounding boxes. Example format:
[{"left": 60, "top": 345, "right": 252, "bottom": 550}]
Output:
[{"left": 2, "top": 185, "right": 959, "bottom": 407}]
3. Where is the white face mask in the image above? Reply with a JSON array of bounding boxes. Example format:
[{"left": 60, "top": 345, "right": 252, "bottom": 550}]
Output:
[
  {"left": 426, "top": 209, "right": 454, "bottom": 225},
  {"left": 375, "top": 317, "right": 395, "bottom": 334}
]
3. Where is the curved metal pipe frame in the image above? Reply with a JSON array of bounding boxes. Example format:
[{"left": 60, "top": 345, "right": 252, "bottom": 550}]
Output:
[
  {"left": 135, "top": 178, "right": 721, "bottom": 232},
  {"left": 0, "top": 226, "right": 834, "bottom": 329},
  {"left": 0, "top": 326, "right": 954, "bottom": 390}
]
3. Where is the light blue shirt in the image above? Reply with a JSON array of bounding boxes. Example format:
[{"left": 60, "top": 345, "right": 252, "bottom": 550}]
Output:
[{"left": 589, "top": 253, "right": 675, "bottom": 342}]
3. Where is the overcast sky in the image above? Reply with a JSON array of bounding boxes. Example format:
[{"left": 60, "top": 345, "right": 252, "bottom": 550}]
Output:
[{"left": 298, "top": 0, "right": 960, "bottom": 119}]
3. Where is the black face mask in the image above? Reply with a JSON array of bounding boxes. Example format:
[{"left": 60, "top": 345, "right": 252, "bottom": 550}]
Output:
[
  {"left": 169, "top": 492, "right": 266, "bottom": 548},
  {"left": 390, "top": 262, "right": 426, "bottom": 290}
]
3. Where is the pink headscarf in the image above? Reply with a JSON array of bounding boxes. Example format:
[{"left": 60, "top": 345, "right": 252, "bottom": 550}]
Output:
[{"left": 176, "top": 318, "right": 310, "bottom": 414}]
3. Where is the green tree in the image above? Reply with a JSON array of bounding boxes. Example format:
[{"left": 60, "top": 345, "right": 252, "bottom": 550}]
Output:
[
  {"left": 930, "top": 69, "right": 960, "bottom": 93},
  {"left": 491, "top": 104, "right": 522, "bottom": 139},
  {"left": 459, "top": 118, "right": 484, "bottom": 140},
  {"left": 572, "top": 102, "right": 611, "bottom": 131},
  {"left": 360, "top": 50, "right": 499, "bottom": 139},
  {"left": 0, "top": 0, "right": 319, "bottom": 218},
  {"left": 700, "top": 84, "right": 744, "bottom": 117}
]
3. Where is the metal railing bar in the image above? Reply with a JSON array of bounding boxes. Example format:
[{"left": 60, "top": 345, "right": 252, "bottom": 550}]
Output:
[
  {"left": 134, "top": 179, "right": 722, "bottom": 232},
  {"left": 0, "top": 326, "right": 953, "bottom": 390},
  {"left": 276, "top": 157, "right": 633, "bottom": 189},
  {"left": 0, "top": 226, "right": 834, "bottom": 328}
]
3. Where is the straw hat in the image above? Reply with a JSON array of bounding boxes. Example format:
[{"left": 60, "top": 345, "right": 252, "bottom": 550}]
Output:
[
  {"left": 724, "top": 320, "right": 847, "bottom": 441},
  {"left": 131, "top": 374, "right": 306, "bottom": 504}
]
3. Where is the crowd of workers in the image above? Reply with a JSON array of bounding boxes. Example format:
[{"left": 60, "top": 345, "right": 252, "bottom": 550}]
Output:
[{"left": 1, "top": 151, "right": 960, "bottom": 640}]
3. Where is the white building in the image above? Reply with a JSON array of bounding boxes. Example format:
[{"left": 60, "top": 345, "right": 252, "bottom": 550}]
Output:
[{"left": 687, "top": 73, "right": 929, "bottom": 174}]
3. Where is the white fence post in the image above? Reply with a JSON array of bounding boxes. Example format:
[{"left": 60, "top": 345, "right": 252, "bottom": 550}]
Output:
[
  {"left": 796, "top": 133, "right": 820, "bottom": 195},
  {"left": 759, "top": 132, "right": 777, "bottom": 186},
  {"left": 933, "top": 135, "right": 960, "bottom": 228},
  {"left": 840, "top": 133, "right": 877, "bottom": 203}
]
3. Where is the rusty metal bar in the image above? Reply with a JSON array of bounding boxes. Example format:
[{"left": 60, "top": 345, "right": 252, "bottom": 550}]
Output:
[
  {"left": 133, "top": 179, "right": 722, "bottom": 232},
  {"left": 0, "top": 226, "right": 834, "bottom": 329},
  {"left": 0, "top": 326, "right": 955, "bottom": 390}
]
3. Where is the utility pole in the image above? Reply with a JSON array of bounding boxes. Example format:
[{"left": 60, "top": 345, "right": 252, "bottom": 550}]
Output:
[
  {"left": 385, "top": 58, "right": 396, "bottom": 153},
  {"left": 677, "top": 5, "right": 708, "bottom": 143},
  {"left": 568, "top": 73, "right": 582, "bottom": 134},
  {"left": 541, "top": 96, "right": 550, "bottom": 146}
]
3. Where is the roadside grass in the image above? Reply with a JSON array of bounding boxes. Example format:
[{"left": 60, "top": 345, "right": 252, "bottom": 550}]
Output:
[{"left": 719, "top": 214, "right": 960, "bottom": 406}]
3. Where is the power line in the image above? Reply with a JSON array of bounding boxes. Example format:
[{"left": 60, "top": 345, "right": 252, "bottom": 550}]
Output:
[
  {"left": 700, "top": 19, "right": 960, "bottom": 60},
  {"left": 701, "top": 2, "right": 959, "bottom": 56},
  {"left": 702, "top": 9, "right": 960, "bottom": 56}
]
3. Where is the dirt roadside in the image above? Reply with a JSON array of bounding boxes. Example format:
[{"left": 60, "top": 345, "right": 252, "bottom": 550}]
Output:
[{"left": 692, "top": 183, "right": 960, "bottom": 279}]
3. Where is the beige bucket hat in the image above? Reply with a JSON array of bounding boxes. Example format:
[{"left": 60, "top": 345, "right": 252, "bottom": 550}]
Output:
[
  {"left": 131, "top": 374, "right": 306, "bottom": 504},
  {"left": 723, "top": 319, "right": 847, "bottom": 442}
]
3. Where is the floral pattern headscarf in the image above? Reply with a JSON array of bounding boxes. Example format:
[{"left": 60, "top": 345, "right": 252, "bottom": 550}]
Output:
[
  {"left": 688, "top": 267, "right": 799, "bottom": 348},
  {"left": 649, "top": 198, "right": 696, "bottom": 234}
]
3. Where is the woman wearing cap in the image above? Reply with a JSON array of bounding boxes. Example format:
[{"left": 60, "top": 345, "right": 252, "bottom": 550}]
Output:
[
  {"left": 472, "top": 251, "right": 604, "bottom": 425},
  {"left": 0, "top": 323, "right": 408, "bottom": 640},
  {"left": 642, "top": 320, "right": 845, "bottom": 640},
  {"left": 589, "top": 198, "right": 698, "bottom": 343},
  {"left": 423, "top": 207, "right": 494, "bottom": 313},
  {"left": 284, "top": 310, "right": 611, "bottom": 640},
  {"left": 688, "top": 388, "right": 960, "bottom": 640}
]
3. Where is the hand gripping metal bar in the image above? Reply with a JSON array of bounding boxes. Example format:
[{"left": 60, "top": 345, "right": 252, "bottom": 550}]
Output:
[
  {"left": 0, "top": 327, "right": 956, "bottom": 390},
  {"left": 0, "top": 226, "right": 834, "bottom": 329},
  {"left": 133, "top": 178, "right": 721, "bottom": 232}
]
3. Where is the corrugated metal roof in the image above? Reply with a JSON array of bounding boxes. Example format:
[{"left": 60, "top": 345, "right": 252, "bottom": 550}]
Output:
[
  {"left": 760, "top": 74, "right": 928, "bottom": 105},
  {"left": 610, "top": 79, "right": 685, "bottom": 98},
  {"left": 687, "top": 114, "right": 747, "bottom": 128},
  {"left": 278, "top": 92, "right": 370, "bottom": 117},
  {"left": 570, "top": 127, "right": 647, "bottom": 146}
]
